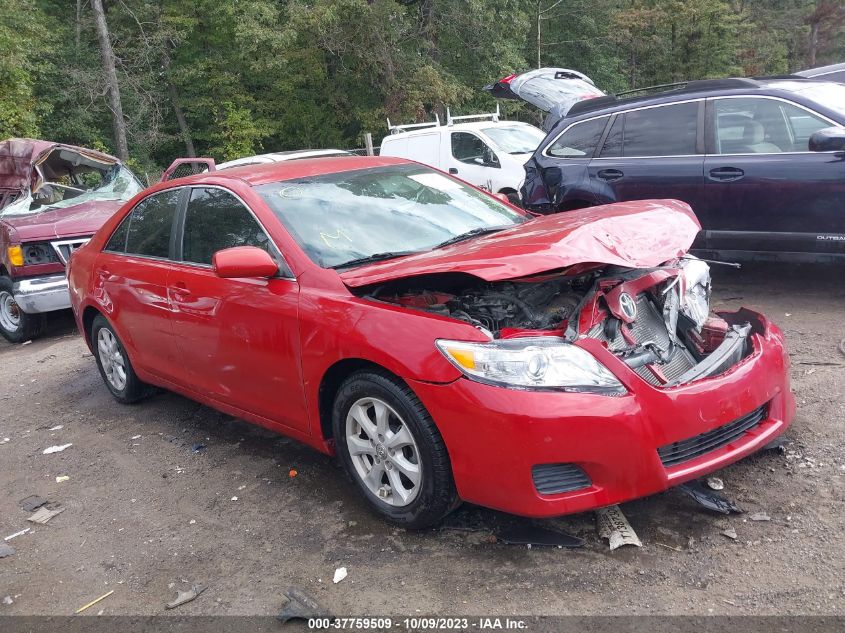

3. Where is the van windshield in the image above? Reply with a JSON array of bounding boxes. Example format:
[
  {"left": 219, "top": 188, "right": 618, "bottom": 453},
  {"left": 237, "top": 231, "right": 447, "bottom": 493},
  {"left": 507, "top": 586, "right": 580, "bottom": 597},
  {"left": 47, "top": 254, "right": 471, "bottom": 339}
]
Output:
[
  {"left": 256, "top": 163, "right": 527, "bottom": 269},
  {"left": 482, "top": 126, "right": 546, "bottom": 154}
]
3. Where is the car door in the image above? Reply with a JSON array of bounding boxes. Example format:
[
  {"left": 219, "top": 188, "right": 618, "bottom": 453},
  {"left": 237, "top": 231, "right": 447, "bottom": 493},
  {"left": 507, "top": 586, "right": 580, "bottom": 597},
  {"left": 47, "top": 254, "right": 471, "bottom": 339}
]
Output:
[
  {"left": 700, "top": 95, "right": 845, "bottom": 255},
  {"left": 94, "top": 187, "right": 182, "bottom": 381},
  {"left": 167, "top": 185, "right": 309, "bottom": 433},
  {"left": 587, "top": 100, "right": 707, "bottom": 219},
  {"left": 448, "top": 131, "right": 500, "bottom": 192}
]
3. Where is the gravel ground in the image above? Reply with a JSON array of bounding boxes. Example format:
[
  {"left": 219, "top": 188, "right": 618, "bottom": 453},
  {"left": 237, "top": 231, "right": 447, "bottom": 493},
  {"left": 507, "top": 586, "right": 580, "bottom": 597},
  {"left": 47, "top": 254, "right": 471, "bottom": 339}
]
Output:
[{"left": 0, "top": 262, "right": 843, "bottom": 618}]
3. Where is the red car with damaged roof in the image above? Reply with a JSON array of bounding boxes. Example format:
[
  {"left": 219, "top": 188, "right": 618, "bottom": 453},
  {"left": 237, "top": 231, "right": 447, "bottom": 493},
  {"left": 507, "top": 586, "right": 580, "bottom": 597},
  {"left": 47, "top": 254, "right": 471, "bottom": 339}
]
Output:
[
  {"left": 67, "top": 155, "right": 794, "bottom": 528},
  {"left": 0, "top": 138, "right": 142, "bottom": 342}
]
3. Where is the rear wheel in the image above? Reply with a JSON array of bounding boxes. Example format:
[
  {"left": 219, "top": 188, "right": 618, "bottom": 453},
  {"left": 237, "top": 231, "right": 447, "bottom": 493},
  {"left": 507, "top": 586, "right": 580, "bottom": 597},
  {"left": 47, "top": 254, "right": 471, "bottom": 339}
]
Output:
[
  {"left": 0, "top": 276, "right": 44, "bottom": 343},
  {"left": 332, "top": 370, "right": 458, "bottom": 529},
  {"left": 91, "top": 314, "right": 149, "bottom": 403}
]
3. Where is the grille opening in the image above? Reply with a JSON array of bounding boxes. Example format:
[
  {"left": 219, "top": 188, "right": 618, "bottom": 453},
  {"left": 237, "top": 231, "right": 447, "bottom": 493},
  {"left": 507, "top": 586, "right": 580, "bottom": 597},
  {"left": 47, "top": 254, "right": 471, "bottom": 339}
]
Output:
[
  {"left": 657, "top": 404, "right": 768, "bottom": 468},
  {"left": 532, "top": 463, "right": 591, "bottom": 495}
]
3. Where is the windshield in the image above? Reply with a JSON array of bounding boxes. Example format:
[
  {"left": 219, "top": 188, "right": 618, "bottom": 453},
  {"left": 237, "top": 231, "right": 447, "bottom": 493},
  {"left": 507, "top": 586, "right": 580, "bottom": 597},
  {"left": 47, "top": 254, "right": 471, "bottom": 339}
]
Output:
[
  {"left": 772, "top": 80, "right": 845, "bottom": 119},
  {"left": 481, "top": 125, "right": 546, "bottom": 154},
  {"left": 1, "top": 164, "right": 142, "bottom": 217},
  {"left": 256, "top": 163, "right": 527, "bottom": 269}
]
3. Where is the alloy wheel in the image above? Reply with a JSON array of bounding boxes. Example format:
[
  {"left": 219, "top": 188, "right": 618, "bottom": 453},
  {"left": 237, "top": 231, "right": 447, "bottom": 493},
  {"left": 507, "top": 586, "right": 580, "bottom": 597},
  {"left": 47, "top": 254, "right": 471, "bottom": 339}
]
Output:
[
  {"left": 345, "top": 397, "right": 422, "bottom": 507},
  {"left": 97, "top": 328, "right": 127, "bottom": 391},
  {"left": 0, "top": 290, "right": 20, "bottom": 333}
]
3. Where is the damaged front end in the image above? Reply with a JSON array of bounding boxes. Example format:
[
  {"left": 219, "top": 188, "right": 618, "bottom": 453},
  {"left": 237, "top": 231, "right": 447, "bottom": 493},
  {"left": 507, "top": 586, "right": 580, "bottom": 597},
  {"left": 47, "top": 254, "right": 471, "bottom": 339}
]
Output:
[{"left": 359, "top": 256, "right": 756, "bottom": 390}]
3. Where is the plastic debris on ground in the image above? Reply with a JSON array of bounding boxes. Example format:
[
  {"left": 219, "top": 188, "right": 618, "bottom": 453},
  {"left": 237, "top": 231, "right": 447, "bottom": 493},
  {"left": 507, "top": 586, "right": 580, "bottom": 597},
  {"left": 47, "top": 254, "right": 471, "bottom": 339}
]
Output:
[
  {"left": 230, "top": 496, "right": 238, "bottom": 501},
  {"left": 332, "top": 567, "right": 348, "bottom": 584},
  {"left": 191, "top": 443, "right": 206, "bottom": 453},
  {"left": 495, "top": 524, "right": 584, "bottom": 549},
  {"left": 28, "top": 504, "right": 66, "bottom": 524},
  {"left": 749, "top": 511, "right": 771, "bottom": 522},
  {"left": 2, "top": 596, "right": 13, "bottom": 605},
  {"left": 76, "top": 590, "right": 114, "bottom": 614},
  {"left": 42, "top": 443, "right": 72, "bottom": 454},
  {"left": 0, "top": 438, "right": 10, "bottom": 445},
  {"left": 165, "top": 584, "right": 206, "bottom": 610},
  {"left": 48, "top": 425, "right": 63, "bottom": 431},
  {"left": 20, "top": 496, "right": 47, "bottom": 512},
  {"left": 0, "top": 544, "right": 15, "bottom": 558},
  {"left": 721, "top": 527, "right": 738, "bottom": 540},
  {"left": 55, "top": 475, "right": 70, "bottom": 483},
  {"left": 706, "top": 477, "right": 724, "bottom": 490},
  {"left": 277, "top": 587, "right": 332, "bottom": 624},
  {"left": 289, "top": 469, "right": 298, "bottom": 478},
  {"left": 595, "top": 505, "right": 642, "bottom": 550},
  {"left": 678, "top": 480, "right": 742, "bottom": 514},
  {"left": 4, "top": 528, "right": 31, "bottom": 541},
  {"left": 763, "top": 436, "right": 790, "bottom": 453}
]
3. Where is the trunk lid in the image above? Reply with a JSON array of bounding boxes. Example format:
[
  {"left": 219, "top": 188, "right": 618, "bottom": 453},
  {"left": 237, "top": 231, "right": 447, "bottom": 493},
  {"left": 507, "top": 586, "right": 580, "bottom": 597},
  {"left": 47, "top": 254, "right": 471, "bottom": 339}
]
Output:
[
  {"left": 339, "top": 200, "right": 700, "bottom": 288},
  {"left": 484, "top": 68, "right": 605, "bottom": 131}
]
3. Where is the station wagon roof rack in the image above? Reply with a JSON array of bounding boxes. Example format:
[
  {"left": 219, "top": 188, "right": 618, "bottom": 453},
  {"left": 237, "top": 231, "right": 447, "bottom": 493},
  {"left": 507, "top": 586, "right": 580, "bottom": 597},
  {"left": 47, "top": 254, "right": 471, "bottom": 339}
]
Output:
[
  {"left": 566, "top": 77, "right": 768, "bottom": 118},
  {"left": 387, "top": 115, "right": 441, "bottom": 135}
]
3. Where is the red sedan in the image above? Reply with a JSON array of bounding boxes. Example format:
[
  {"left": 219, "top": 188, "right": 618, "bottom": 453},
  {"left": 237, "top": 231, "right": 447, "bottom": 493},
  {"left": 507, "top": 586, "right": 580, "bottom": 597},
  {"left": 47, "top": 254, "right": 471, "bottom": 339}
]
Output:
[{"left": 67, "top": 156, "right": 794, "bottom": 528}]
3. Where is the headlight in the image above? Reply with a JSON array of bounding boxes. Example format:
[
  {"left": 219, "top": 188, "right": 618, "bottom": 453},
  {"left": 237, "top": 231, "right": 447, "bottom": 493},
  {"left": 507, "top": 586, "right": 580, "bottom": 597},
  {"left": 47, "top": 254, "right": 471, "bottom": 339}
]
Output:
[
  {"left": 680, "top": 256, "right": 711, "bottom": 329},
  {"left": 436, "top": 336, "right": 625, "bottom": 394}
]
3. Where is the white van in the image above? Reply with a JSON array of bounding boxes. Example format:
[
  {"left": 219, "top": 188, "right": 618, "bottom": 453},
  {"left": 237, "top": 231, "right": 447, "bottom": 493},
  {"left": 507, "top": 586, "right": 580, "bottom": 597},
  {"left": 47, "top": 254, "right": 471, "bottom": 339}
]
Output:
[{"left": 379, "top": 108, "right": 545, "bottom": 205}]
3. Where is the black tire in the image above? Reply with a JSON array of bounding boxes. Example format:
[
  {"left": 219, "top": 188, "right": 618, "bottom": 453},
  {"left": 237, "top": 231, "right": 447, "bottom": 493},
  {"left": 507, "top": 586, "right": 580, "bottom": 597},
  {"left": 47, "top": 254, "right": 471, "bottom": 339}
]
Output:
[
  {"left": 332, "top": 370, "right": 458, "bottom": 529},
  {"left": 506, "top": 192, "right": 522, "bottom": 208},
  {"left": 91, "top": 314, "right": 149, "bottom": 403},
  {"left": 0, "top": 276, "right": 44, "bottom": 343}
]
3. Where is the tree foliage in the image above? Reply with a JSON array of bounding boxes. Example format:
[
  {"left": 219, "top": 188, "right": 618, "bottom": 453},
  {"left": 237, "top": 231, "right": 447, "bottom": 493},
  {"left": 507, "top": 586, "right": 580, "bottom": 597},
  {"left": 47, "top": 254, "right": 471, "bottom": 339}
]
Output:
[{"left": 1, "top": 0, "right": 842, "bottom": 173}]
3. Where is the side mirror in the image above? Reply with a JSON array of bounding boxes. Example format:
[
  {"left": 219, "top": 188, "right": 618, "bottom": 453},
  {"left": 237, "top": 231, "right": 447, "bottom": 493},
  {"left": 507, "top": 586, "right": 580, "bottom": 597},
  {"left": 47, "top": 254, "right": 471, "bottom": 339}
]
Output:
[
  {"left": 212, "top": 246, "right": 278, "bottom": 279},
  {"left": 809, "top": 126, "right": 845, "bottom": 152}
]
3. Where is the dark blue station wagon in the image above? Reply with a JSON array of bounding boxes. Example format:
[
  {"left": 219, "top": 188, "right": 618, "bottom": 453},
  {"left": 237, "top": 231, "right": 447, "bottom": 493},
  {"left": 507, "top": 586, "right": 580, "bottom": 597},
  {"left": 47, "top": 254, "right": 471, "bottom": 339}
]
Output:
[{"left": 521, "top": 77, "right": 845, "bottom": 262}]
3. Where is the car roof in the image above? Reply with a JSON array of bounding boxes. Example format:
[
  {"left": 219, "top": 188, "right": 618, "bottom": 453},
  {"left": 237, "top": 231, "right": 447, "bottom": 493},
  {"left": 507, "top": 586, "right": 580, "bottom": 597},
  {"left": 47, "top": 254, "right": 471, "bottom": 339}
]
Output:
[
  {"left": 383, "top": 120, "right": 537, "bottom": 140},
  {"left": 216, "top": 149, "right": 352, "bottom": 169},
  {"left": 563, "top": 76, "right": 831, "bottom": 120},
  {"left": 161, "top": 155, "right": 413, "bottom": 188}
]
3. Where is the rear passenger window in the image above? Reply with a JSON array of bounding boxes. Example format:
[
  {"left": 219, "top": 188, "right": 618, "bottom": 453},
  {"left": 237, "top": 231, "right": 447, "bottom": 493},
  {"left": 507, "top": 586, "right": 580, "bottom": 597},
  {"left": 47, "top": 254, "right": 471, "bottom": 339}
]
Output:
[
  {"left": 618, "top": 102, "right": 699, "bottom": 156},
  {"left": 125, "top": 188, "right": 180, "bottom": 258},
  {"left": 547, "top": 116, "right": 608, "bottom": 158},
  {"left": 182, "top": 187, "right": 272, "bottom": 266}
]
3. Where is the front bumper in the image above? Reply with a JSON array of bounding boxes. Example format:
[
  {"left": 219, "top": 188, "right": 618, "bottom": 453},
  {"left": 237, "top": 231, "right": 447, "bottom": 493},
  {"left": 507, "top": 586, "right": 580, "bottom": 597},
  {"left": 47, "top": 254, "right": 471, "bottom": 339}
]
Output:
[
  {"left": 410, "top": 309, "right": 794, "bottom": 518},
  {"left": 13, "top": 274, "right": 71, "bottom": 314}
]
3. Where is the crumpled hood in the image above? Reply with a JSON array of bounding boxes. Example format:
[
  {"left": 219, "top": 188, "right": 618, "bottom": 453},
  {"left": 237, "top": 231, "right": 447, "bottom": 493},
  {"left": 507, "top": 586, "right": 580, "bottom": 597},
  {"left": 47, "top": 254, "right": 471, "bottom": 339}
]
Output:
[
  {"left": 1, "top": 199, "right": 123, "bottom": 241},
  {"left": 339, "top": 200, "right": 701, "bottom": 288}
]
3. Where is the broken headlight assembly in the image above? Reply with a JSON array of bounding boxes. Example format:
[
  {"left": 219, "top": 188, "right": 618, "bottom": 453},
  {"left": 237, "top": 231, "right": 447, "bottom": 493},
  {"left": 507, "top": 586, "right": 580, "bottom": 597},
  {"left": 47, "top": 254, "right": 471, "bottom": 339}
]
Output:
[
  {"left": 679, "top": 256, "right": 711, "bottom": 329},
  {"left": 436, "top": 337, "right": 625, "bottom": 394},
  {"left": 22, "top": 242, "right": 59, "bottom": 266}
]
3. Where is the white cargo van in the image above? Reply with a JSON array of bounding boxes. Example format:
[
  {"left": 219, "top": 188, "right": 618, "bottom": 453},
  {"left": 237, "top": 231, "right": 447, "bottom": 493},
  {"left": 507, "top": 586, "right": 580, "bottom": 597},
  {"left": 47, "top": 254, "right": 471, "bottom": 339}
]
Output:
[{"left": 379, "top": 108, "right": 545, "bottom": 205}]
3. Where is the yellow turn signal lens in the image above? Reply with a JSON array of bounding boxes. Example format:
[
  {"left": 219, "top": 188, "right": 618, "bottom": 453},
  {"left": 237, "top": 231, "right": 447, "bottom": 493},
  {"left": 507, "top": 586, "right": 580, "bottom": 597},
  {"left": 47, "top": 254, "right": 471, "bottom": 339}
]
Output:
[
  {"left": 7, "top": 245, "right": 23, "bottom": 267},
  {"left": 443, "top": 346, "right": 476, "bottom": 370}
]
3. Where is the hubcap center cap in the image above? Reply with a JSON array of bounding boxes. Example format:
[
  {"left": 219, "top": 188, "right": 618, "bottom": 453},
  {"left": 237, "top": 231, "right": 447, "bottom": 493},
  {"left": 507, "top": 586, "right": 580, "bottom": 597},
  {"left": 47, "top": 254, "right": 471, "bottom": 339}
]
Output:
[{"left": 375, "top": 443, "right": 388, "bottom": 460}]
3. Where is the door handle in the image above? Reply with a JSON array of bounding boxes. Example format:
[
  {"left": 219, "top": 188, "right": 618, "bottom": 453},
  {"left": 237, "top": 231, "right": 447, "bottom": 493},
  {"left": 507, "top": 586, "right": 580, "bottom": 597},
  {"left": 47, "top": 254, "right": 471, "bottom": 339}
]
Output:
[
  {"left": 708, "top": 167, "right": 745, "bottom": 182},
  {"left": 448, "top": 167, "right": 459, "bottom": 174},
  {"left": 597, "top": 168, "right": 624, "bottom": 182},
  {"left": 170, "top": 282, "right": 190, "bottom": 299}
]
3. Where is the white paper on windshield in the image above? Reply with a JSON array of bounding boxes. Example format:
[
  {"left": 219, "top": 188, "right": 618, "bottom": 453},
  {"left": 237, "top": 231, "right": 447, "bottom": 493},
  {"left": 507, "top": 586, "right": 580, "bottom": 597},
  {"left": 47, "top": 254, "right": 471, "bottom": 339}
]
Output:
[{"left": 409, "top": 172, "right": 463, "bottom": 191}]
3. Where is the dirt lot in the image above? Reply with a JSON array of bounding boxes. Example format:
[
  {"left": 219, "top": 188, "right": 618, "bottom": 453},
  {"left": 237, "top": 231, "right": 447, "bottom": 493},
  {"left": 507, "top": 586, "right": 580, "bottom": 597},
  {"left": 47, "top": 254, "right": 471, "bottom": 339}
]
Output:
[{"left": 1, "top": 262, "right": 843, "bottom": 619}]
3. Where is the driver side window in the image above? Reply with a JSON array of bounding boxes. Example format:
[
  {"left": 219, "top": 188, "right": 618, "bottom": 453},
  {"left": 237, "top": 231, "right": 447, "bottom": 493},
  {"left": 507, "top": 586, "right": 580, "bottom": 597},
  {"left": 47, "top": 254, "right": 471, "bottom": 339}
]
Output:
[{"left": 451, "top": 132, "right": 498, "bottom": 166}]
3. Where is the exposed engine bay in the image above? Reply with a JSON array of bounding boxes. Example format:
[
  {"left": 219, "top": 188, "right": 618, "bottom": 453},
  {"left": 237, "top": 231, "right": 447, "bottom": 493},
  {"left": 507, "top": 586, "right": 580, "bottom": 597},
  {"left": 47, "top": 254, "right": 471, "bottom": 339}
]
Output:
[{"left": 364, "top": 258, "right": 755, "bottom": 388}]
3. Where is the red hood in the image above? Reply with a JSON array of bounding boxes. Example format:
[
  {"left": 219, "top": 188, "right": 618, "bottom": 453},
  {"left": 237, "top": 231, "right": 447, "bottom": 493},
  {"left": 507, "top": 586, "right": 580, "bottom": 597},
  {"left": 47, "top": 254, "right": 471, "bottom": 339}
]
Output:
[
  {"left": 339, "top": 200, "right": 701, "bottom": 288},
  {"left": 1, "top": 199, "right": 123, "bottom": 241}
]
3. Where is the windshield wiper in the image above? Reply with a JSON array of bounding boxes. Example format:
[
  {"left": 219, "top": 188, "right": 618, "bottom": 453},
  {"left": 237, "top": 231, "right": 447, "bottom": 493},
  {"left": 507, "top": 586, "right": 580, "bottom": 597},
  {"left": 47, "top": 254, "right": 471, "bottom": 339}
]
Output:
[
  {"left": 433, "top": 226, "right": 509, "bottom": 249},
  {"left": 331, "top": 250, "right": 418, "bottom": 269}
]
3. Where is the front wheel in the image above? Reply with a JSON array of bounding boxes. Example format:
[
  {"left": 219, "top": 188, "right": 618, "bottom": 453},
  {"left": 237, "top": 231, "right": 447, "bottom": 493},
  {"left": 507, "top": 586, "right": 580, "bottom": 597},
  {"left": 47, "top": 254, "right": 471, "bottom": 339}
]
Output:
[
  {"left": 0, "top": 276, "right": 44, "bottom": 343},
  {"left": 91, "top": 314, "right": 149, "bottom": 403},
  {"left": 332, "top": 371, "right": 458, "bottom": 529}
]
